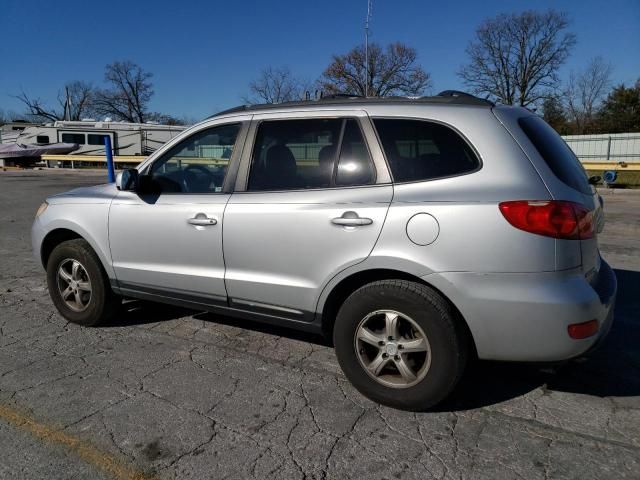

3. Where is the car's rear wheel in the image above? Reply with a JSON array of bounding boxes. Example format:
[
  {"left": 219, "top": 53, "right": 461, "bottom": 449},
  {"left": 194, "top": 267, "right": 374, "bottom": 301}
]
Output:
[
  {"left": 46, "top": 239, "right": 121, "bottom": 326},
  {"left": 333, "top": 279, "right": 468, "bottom": 411}
]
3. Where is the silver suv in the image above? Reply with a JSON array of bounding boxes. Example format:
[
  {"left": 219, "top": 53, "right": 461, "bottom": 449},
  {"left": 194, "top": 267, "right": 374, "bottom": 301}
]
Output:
[{"left": 32, "top": 93, "right": 617, "bottom": 411}]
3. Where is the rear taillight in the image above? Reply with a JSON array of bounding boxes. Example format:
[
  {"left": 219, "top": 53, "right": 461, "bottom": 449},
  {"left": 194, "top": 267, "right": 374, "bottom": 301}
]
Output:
[
  {"left": 499, "top": 200, "right": 594, "bottom": 240},
  {"left": 568, "top": 319, "right": 599, "bottom": 339}
]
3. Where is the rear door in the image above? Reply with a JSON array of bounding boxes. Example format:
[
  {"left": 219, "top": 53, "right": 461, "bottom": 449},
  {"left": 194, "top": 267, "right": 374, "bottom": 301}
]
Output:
[{"left": 222, "top": 110, "right": 392, "bottom": 320}]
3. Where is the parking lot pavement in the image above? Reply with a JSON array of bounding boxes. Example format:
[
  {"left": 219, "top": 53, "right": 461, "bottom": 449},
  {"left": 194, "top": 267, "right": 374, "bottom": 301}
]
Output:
[{"left": 0, "top": 169, "right": 639, "bottom": 480}]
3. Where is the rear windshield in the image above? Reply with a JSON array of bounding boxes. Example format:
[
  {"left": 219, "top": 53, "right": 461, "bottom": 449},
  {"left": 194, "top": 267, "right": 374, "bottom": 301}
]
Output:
[{"left": 518, "top": 116, "right": 590, "bottom": 195}]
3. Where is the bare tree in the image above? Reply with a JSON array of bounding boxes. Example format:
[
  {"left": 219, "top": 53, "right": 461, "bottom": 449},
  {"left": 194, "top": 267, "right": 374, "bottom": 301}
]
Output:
[
  {"left": 564, "top": 57, "right": 613, "bottom": 133},
  {"left": 15, "top": 81, "right": 96, "bottom": 122},
  {"left": 244, "top": 66, "right": 306, "bottom": 104},
  {"left": 147, "top": 112, "right": 196, "bottom": 126},
  {"left": 459, "top": 10, "right": 576, "bottom": 106},
  {"left": 15, "top": 92, "right": 60, "bottom": 122},
  {"left": 320, "top": 42, "right": 431, "bottom": 97},
  {"left": 59, "top": 81, "right": 95, "bottom": 120},
  {"left": 0, "top": 109, "right": 28, "bottom": 124},
  {"left": 94, "top": 61, "right": 154, "bottom": 123}
]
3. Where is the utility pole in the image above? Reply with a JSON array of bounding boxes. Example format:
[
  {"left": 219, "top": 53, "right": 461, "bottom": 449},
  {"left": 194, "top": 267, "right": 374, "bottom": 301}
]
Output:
[
  {"left": 64, "top": 86, "right": 71, "bottom": 121},
  {"left": 365, "top": 0, "right": 372, "bottom": 97}
]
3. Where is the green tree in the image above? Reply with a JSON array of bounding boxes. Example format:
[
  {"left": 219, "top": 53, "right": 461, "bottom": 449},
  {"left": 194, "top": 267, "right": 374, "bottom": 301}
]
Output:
[
  {"left": 597, "top": 80, "right": 640, "bottom": 133},
  {"left": 542, "top": 96, "right": 569, "bottom": 134}
]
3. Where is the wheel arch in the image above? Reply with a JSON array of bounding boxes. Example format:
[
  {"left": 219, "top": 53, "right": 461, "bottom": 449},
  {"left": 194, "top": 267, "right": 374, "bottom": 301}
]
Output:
[
  {"left": 319, "top": 268, "right": 477, "bottom": 357},
  {"left": 40, "top": 225, "right": 114, "bottom": 280}
]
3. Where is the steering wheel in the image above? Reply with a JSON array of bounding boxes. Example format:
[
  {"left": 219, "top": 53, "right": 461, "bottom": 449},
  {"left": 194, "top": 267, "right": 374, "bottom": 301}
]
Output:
[{"left": 183, "top": 164, "right": 215, "bottom": 193}]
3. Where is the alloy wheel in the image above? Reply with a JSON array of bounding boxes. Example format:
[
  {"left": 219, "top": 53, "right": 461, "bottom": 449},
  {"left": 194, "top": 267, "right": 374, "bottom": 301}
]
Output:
[
  {"left": 354, "top": 310, "right": 431, "bottom": 388},
  {"left": 56, "top": 258, "right": 92, "bottom": 312}
]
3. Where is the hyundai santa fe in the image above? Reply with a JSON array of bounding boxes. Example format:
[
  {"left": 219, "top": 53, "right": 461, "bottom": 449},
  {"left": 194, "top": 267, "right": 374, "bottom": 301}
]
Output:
[{"left": 32, "top": 92, "right": 616, "bottom": 411}]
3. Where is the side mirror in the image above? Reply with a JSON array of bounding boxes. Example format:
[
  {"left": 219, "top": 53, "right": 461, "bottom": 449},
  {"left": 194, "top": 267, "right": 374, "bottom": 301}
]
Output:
[
  {"left": 117, "top": 169, "right": 139, "bottom": 191},
  {"left": 588, "top": 175, "right": 602, "bottom": 185}
]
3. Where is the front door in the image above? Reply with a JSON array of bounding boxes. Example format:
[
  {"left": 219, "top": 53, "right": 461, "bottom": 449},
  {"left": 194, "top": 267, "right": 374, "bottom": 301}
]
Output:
[
  {"left": 109, "top": 120, "right": 248, "bottom": 305},
  {"left": 223, "top": 114, "right": 392, "bottom": 319}
]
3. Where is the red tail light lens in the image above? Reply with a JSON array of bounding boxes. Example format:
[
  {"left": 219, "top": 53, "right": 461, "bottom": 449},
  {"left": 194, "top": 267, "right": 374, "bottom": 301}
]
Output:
[
  {"left": 568, "top": 319, "right": 599, "bottom": 339},
  {"left": 499, "top": 200, "right": 594, "bottom": 240}
]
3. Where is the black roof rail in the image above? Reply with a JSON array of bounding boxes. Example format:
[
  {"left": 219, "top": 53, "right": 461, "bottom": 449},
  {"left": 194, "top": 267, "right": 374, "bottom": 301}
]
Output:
[
  {"left": 319, "top": 93, "right": 366, "bottom": 100},
  {"left": 210, "top": 105, "right": 250, "bottom": 117},
  {"left": 436, "top": 90, "right": 494, "bottom": 105},
  {"left": 209, "top": 91, "right": 493, "bottom": 118}
]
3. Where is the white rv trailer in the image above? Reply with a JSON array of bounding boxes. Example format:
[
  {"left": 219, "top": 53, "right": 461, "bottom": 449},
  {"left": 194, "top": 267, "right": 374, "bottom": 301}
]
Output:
[
  {"left": 16, "top": 120, "right": 186, "bottom": 156},
  {"left": 0, "top": 121, "right": 39, "bottom": 145}
]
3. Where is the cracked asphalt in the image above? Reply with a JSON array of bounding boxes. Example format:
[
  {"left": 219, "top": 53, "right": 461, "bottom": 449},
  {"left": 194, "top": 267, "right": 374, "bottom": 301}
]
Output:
[{"left": 1, "top": 169, "right": 639, "bottom": 479}]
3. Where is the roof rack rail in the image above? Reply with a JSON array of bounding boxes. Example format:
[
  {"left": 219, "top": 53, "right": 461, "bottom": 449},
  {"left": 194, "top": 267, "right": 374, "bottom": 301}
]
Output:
[
  {"left": 209, "top": 90, "right": 494, "bottom": 118},
  {"left": 436, "top": 90, "right": 493, "bottom": 105},
  {"left": 319, "top": 93, "right": 366, "bottom": 100},
  {"left": 210, "top": 105, "right": 250, "bottom": 117}
]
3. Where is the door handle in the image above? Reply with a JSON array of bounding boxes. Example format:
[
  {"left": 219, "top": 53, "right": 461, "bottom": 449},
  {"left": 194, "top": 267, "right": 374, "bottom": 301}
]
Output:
[
  {"left": 188, "top": 213, "right": 218, "bottom": 226},
  {"left": 331, "top": 211, "right": 373, "bottom": 226}
]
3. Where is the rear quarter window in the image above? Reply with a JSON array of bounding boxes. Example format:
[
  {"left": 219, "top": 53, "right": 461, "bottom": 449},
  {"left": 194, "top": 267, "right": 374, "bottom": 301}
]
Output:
[
  {"left": 518, "top": 116, "right": 591, "bottom": 195},
  {"left": 373, "top": 118, "right": 480, "bottom": 183}
]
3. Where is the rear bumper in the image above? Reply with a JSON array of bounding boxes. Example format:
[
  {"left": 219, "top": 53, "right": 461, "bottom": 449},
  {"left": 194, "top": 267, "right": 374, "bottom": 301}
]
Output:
[{"left": 424, "top": 260, "right": 617, "bottom": 362}]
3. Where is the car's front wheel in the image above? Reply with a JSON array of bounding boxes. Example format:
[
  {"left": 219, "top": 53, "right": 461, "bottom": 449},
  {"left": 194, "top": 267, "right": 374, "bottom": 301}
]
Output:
[
  {"left": 46, "top": 239, "right": 121, "bottom": 326},
  {"left": 333, "top": 280, "right": 468, "bottom": 411}
]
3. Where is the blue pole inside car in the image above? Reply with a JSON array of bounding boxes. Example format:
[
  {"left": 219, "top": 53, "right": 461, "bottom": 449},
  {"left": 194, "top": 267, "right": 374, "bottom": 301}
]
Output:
[{"left": 104, "top": 135, "right": 115, "bottom": 183}]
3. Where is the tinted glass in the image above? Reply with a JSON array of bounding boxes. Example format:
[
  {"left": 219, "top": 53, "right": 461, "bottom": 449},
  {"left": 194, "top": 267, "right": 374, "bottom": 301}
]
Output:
[
  {"left": 36, "top": 136, "right": 49, "bottom": 143},
  {"left": 373, "top": 119, "right": 480, "bottom": 182},
  {"left": 149, "top": 124, "right": 239, "bottom": 193},
  {"left": 61, "top": 133, "right": 85, "bottom": 144},
  {"left": 336, "top": 119, "right": 375, "bottom": 186},
  {"left": 519, "top": 116, "right": 591, "bottom": 195},
  {"left": 248, "top": 119, "right": 342, "bottom": 191},
  {"left": 88, "top": 134, "right": 106, "bottom": 145}
]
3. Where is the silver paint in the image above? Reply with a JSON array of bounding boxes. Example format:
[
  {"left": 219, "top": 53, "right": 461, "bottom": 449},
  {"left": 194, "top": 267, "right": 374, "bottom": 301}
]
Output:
[{"left": 32, "top": 100, "right": 616, "bottom": 363}]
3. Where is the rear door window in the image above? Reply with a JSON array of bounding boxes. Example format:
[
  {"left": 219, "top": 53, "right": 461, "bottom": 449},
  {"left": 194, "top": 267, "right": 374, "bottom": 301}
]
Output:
[
  {"left": 247, "top": 118, "right": 375, "bottom": 191},
  {"left": 373, "top": 118, "right": 480, "bottom": 183},
  {"left": 518, "top": 116, "right": 591, "bottom": 195}
]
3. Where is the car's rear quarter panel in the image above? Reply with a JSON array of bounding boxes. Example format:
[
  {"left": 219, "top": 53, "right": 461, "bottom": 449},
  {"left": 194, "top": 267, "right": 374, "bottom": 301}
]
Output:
[
  {"left": 360, "top": 105, "right": 606, "bottom": 361},
  {"left": 365, "top": 104, "right": 555, "bottom": 275}
]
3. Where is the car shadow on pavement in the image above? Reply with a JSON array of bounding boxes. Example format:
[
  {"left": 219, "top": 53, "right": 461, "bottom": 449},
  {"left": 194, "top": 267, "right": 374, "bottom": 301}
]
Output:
[
  {"left": 440, "top": 268, "right": 640, "bottom": 411},
  {"left": 104, "top": 299, "right": 331, "bottom": 346},
  {"left": 104, "top": 299, "right": 198, "bottom": 327},
  {"left": 106, "top": 269, "right": 639, "bottom": 411}
]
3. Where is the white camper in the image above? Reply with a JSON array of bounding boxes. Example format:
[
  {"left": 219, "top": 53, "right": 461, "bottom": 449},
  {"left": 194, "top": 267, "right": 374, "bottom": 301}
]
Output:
[{"left": 16, "top": 120, "right": 186, "bottom": 156}]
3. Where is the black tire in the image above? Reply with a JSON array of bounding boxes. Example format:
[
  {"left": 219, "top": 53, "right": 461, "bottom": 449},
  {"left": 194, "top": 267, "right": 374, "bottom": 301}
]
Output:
[
  {"left": 46, "top": 239, "right": 121, "bottom": 326},
  {"left": 333, "top": 280, "right": 468, "bottom": 411}
]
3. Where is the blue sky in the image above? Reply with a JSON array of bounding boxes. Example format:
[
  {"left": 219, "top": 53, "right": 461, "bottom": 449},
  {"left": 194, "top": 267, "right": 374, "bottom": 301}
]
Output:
[{"left": 1, "top": 0, "right": 638, "bottom": 120}]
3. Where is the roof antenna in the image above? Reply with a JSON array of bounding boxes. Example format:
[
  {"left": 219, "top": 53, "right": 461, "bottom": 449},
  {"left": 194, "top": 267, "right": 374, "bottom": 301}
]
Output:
[{"left": 365, "top": 0, "right": 372, "bottom": 97}]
